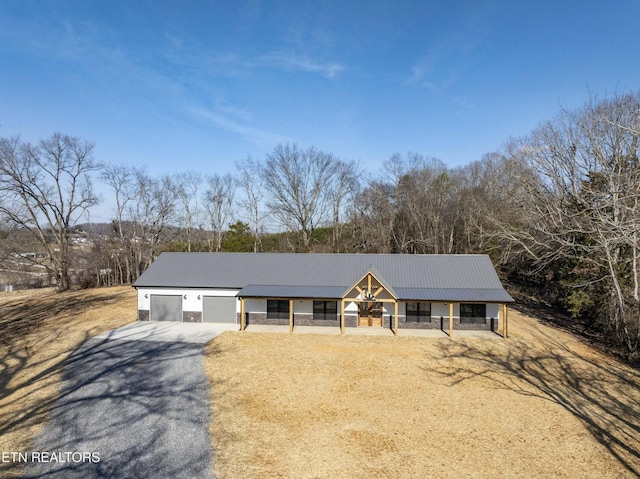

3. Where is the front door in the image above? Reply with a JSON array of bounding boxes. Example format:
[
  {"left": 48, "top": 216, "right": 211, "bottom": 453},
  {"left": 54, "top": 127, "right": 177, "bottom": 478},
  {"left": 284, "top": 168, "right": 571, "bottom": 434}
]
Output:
[{"left": 358, "top": 302, "right": 382, "bottom": 327}]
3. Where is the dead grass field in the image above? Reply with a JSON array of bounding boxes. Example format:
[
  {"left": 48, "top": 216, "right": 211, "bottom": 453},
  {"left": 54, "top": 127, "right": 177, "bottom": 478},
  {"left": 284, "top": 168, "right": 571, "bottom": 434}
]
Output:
[
  {"left": 206, "top": 310, "right": 640, "bottom": 479},
  {"left": 0, "top": 286, "right": 136, "bottom": 478}
]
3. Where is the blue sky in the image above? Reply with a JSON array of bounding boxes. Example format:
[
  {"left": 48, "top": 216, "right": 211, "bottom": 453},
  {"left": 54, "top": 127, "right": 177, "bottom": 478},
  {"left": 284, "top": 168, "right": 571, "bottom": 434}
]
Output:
[{"left": 1, "top": 1, "right": 640, "bottom": 221}]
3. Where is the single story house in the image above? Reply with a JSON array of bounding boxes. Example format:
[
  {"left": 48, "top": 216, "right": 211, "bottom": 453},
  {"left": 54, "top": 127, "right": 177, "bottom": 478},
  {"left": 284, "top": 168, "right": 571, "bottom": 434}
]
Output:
[{"left": 133, "top": 252, "right": 514, "bottom": 337}]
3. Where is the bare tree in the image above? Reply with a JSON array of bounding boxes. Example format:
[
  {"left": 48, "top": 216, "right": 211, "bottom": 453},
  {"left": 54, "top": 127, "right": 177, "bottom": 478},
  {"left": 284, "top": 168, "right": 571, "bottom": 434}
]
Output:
[
  {"left": 355, "top": 153, "right": 457, "bottom": 255},
  {"left": 263, "top": 143, "right": 339, "bottom": 251},
  {"left": 176, "top": 171, "right": 203, "bottom": 252},
  {"left": 100, "top": 163, "right": 135, "bottom": 283},
  {"left": 349, "top": 179, "right": 395, "bottom": 253},
  {"left": 327, "top": 159, "right": 359, "bottom": 252},
  {"left": 0, "top": 133, "right": 101, "bottom": 291},
  {"left": 129, "top": 170, "right": 177, "bottom": 276},
  {"left": 457, "top": 152, "right": 539, "bottom": 261},
  {"left": 493, "top": 93, "right": 640, "bottom": 356},
  {"left": 203, "top": 173, "right": 235, "bottom": 252},
  {"left": 235, "top": 156, "right": 265, "bottom": 252},
  {"left": 391, "top": 155, "right": 452, "bottom": 253}
]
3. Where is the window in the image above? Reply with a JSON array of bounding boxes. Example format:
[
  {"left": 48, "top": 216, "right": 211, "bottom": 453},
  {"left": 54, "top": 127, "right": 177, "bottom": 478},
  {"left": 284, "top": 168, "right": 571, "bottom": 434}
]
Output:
[
  {"left": 406, "top": 302, "right": 431, "bottom": 322},
  {"left": 313, "top": 301, "right": 338, "bottom": 320},
  {"left": 267, "top": 300, "right": 290, "bottom": 320},
  {"left": 460, "top": 303, "right": 487, "bottom": 324}
]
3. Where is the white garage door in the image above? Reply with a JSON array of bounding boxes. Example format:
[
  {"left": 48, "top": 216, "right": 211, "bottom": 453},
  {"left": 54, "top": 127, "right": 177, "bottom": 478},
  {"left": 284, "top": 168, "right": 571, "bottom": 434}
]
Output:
[
  {"left": 203, "top": 296, "right": 237, "bottom": 323},
  {"left": 151, "top": 295, "right": 182, "bottom": 322}
]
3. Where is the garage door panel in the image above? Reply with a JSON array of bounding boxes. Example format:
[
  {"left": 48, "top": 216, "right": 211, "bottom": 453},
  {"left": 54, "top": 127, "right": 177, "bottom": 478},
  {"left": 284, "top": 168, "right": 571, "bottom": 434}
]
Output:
[
  {"left": 203, "top": 296, "right": 236, "bottom": 323},
  {"left": 151, "top": 295, "right": 182, "bottom": 322}
]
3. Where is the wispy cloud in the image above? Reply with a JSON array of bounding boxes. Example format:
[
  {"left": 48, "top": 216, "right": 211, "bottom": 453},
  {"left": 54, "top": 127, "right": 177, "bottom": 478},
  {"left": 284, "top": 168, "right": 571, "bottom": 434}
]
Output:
[
  {"left": 1, "top": 10, "right": 336, "bottom": 149},
  {"left": 161, "top": 45, "right": 346, "bottom": 81},
  {"left": 406, "top": 32, "right": 482, "bottom": 93},
  {"left": 406, "top": 37, "right": 458, "bottom": 88},
  {"left": 188, "top": 105, "right": 291, "bottom": 147},
  {"left": 184, "top": 50, "right": 346, "bottom": 80},
  {"left": 1, "top": 12, "right": 94, "bottom": 63},
  {"left": 259, "top": 51, "right": 346, "bottom": 79}
]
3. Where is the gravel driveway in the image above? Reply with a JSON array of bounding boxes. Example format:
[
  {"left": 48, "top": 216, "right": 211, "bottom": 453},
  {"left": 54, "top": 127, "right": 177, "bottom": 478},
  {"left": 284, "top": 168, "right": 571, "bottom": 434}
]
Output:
[{"left": 24, "top": 324, "right": 228, "bottom": 479}]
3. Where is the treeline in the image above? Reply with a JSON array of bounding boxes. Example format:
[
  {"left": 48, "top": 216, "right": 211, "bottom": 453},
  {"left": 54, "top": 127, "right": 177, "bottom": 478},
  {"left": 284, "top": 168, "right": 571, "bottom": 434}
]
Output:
[{"left": 1, "top": 92, "right": 639, "bottom": 358}]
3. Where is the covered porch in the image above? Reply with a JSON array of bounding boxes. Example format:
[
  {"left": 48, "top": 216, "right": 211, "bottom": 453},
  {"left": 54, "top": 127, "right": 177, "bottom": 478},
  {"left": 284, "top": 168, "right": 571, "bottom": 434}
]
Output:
[{"left": 238, "top": 268, "right": 510, "bottom": 338}]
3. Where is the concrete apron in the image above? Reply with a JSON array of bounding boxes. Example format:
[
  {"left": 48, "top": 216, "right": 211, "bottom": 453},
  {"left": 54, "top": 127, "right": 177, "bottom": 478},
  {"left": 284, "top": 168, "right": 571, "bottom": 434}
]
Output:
[{"left": 94, "top": 321, "right": 239, "bottom": 344}]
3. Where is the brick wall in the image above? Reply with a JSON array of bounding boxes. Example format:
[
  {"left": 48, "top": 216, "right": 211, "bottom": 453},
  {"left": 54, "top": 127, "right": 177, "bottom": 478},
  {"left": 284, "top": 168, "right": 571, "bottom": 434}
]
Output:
[
  {"left": 395, "top": 315, "right": 496, "bottom": 331},
  {"left": 399, "top": 315, "right": 441, "bottom": 330},
  {"left": 344, "top": 315, "right": 357, "bottom": 328},
  {"left": 183, "top": 311, "right": 202, "bottom": 323},
  {"left": 293, "top": 313, "right": 340, "bottom": 327},
  {"left": 455, "top": 318, "right": 492, "bottom": 331},
  {"left": 246, "top": 312, "right": 290, "bottom": 325}
]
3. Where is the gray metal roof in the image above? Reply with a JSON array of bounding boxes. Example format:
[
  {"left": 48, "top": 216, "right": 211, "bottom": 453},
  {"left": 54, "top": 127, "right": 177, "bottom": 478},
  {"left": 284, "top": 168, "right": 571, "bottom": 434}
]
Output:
[{"left": 133, "top": 252, "right": 514, "bottom": 303}]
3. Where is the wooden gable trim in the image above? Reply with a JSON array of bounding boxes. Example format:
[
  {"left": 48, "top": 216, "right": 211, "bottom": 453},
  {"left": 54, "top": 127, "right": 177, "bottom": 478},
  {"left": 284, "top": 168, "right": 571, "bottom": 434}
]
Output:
[{"left": 342, "top": 270, "right": 398, "bottom": 301}]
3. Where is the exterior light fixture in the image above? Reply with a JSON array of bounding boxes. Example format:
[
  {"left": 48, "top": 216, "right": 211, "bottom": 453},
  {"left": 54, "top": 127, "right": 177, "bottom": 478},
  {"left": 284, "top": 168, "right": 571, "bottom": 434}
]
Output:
[
  {"left": 144, "top": 294, "right": 148, "bottom": 299},
  {"left": 183, "top": 294, "right": 187, "bottom": 300},
  {"left": 197, "top": 295, "right": 201, "bottom": 300}
]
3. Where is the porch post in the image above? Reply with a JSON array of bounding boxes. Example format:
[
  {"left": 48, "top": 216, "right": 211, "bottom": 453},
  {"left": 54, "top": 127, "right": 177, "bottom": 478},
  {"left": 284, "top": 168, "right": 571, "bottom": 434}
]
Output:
[
  {"left": 505, "top": 304, "right": 509, "bottom": 339},
  {"left": 289, "top": 299, "right": 294, "bottom": 334},
  {"left": 394, "top": 300, "right": 399, "bottom": 336},
  {"left": 240, "top": 298, "right": 245, "bottom": 331},
  {"left": 340, "top": 299, "right": 345, "bottom": 334},
  {"left": 449, "top": 302, "right": 454, "bottom": 337}
]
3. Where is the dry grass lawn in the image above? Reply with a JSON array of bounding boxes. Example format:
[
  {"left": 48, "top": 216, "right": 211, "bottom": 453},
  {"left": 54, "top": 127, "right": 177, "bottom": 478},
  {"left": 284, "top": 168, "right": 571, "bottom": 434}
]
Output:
[
  {"left": 206, "top": 310, "right": 640, "bottom": 479},
  {"left": 0, "top": 286, "right": 136, "bottom": 478}
]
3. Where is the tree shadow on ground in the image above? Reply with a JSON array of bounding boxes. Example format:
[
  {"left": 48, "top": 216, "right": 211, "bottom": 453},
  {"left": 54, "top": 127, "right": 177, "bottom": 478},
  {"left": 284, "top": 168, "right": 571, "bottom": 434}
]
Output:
[
  {"left": 3, "top": 336, "right": 226, "bottom": 479},
  {"left": 507, "top": 291, "right": 636, "bottom": 366},
  {"left": 427, "top": 327, "right": 640, "bottom": 477},
  {"left": 0, "top": 290, "right": 125, "bottom": 347},
  {"left": 1, "top": 290, "right": 130, "bottom": 466}
]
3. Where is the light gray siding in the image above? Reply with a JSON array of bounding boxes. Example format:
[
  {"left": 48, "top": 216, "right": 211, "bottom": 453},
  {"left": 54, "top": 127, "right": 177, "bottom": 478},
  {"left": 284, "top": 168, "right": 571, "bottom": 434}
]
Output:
[
  {"left": 150, "top": 295, "right": 182, "bottom": 322},
  {"left": 203, "top": 296, "right": 237, "bottom": 323}
]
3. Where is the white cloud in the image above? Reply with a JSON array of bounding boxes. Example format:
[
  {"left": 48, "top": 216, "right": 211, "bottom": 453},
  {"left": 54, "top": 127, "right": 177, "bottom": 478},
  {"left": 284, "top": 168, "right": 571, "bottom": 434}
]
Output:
[
  {"left": 160, "top": 47, "right": 345, "bottom": 81},
  {"left": 406, "top": 32, "right": 482, "bottom": 91},
  {"left": 259, "top": 51, "right": 346, "bottom": 79},
  {"left": 188, "top": 105, "right": 291, "bottom": 147}
]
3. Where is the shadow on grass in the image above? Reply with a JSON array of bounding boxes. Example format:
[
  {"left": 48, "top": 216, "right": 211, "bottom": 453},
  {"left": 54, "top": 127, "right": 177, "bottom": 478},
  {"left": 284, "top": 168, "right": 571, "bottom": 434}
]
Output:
[
  {"left": 1, "top": 291, "right": 128, "bottom": 443},
  {"left": 427, "top": 328, "right": 640, "bottom": 477},
  {"left": 0, "top": 291, "right": 128, "bottom": 447},
  {"left": 0, "top": 290, "right": 125, "bottom": 347},
  {"left": 507, "top": 291, "right": 637, "bottom": 366}
]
